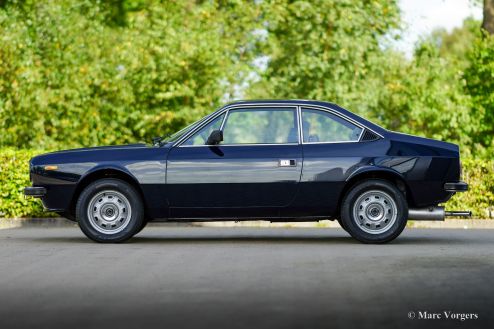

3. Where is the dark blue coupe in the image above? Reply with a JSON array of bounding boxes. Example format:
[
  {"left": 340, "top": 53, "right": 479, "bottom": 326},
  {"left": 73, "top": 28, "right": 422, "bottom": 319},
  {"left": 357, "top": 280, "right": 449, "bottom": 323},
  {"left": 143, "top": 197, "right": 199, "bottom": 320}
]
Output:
[{"left": 25, "top": 100, "right": 470, "bottom": 243}]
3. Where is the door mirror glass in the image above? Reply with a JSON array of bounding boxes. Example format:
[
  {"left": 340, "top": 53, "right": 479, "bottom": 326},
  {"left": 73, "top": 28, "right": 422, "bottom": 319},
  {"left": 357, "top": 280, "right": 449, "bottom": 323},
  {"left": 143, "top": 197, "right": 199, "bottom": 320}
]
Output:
[{"left": 206, "top": 130, "right": 223, "bottom": 145}]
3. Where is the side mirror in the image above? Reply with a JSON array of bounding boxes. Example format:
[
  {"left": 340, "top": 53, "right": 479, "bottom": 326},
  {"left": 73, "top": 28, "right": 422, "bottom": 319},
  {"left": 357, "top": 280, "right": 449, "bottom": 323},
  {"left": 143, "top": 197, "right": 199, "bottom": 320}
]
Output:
[{"left": 206, "top": 130, "right": 223, "bottom": 145}]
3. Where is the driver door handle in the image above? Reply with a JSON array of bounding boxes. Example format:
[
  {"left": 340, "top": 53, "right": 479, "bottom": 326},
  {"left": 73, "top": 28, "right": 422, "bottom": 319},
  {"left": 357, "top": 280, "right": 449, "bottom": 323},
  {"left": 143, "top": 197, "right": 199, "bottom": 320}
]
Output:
[{"left": 279, "top": 159, "right": 296, "bottom": 167}]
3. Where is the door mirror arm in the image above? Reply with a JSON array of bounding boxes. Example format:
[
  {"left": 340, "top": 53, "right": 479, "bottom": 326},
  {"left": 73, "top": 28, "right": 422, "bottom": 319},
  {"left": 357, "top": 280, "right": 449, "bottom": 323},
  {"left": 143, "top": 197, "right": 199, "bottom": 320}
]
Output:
[{"left": 206, "top": 130, "right": 223, "bottom": 145}]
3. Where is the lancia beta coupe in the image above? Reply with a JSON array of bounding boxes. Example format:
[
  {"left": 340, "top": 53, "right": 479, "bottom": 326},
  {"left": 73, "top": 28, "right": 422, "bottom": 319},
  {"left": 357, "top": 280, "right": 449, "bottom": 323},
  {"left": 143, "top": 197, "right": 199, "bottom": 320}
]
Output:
[{"left": 25, "top": 100, "right": 470, "bottom": 243}]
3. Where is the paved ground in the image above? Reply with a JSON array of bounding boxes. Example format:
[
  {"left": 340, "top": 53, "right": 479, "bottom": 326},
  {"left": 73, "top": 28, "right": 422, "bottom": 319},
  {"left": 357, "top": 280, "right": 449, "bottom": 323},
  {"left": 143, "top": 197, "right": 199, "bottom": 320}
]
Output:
[{"left": 0, "top": 225, "right": 493, "bottom": 329}]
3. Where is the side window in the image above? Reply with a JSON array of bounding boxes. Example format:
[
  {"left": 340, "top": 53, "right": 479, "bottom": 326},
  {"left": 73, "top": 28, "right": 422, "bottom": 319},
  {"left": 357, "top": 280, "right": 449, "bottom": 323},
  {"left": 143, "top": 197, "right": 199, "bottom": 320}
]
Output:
[
  {"left": 222, "top": 108, "right": 298, "bottom": 144},
  {"left": 301, "top": 108, "right": 362, "bottom": 143},
  {"left": 182, "top": 113, "right": 225, "bottom": 146}
]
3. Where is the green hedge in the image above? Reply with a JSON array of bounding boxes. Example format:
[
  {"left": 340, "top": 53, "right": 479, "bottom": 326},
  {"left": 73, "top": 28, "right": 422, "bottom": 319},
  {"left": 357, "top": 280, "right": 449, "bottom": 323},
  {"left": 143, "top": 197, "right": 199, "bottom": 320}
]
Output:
[
  {"left": 446, "top": 158, "right": 494, "bottom": 218},
  {"left": 0, "top": 148, "right": 52, "bottom": 217},
  {"left": 0, "top": 148, "right": 493, "bottom": 219}
]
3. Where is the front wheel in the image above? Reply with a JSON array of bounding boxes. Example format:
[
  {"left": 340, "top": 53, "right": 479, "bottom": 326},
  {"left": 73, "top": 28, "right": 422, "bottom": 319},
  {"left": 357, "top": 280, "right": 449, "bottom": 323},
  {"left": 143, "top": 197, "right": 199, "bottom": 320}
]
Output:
[
  {"left": 337, "top": 218, "right": 348, "bottom": 232},
  {"left": 340, "top": 179, "right": 408, "bottom": 244},
  {"left": 76, "top": 179, "right": 144, "bottom": 243}
]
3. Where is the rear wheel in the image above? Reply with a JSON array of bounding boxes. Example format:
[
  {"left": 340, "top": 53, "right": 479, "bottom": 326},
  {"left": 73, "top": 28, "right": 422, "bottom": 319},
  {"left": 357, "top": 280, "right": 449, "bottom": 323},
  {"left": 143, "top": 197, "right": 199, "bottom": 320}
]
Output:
[
  {"left": 137, "top": 219, "right": 148, "bottom": 234},
  {"left": 76, "top": 179, "right": 144, "bottom": 243},
  {"left": 340, "top": 179, "right": 408, "bottom": 243}
]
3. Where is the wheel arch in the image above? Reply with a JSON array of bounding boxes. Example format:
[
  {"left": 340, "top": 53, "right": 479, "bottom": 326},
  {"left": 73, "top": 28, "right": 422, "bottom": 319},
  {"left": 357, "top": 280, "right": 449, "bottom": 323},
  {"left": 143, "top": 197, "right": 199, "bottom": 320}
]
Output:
[
  {"left": 68, "top": 167, "right": 148, "bottom": 220},
  {"left": 338, "top": 167, "right": 414, "bottom": 212}
]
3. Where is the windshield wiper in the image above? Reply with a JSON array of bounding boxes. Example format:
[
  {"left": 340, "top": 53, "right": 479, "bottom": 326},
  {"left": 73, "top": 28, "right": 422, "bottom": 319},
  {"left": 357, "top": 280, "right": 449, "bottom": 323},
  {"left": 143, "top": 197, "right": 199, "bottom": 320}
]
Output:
[{"left": 152, "top": 134, "right": 171, "bottom": 147}]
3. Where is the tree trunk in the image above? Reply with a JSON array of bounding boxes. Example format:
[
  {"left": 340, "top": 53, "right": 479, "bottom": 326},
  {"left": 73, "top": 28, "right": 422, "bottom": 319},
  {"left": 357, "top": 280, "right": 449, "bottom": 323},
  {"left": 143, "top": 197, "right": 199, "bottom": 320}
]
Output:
[{"left": 483, "top": 0, "right": 494, "bottom": 34}]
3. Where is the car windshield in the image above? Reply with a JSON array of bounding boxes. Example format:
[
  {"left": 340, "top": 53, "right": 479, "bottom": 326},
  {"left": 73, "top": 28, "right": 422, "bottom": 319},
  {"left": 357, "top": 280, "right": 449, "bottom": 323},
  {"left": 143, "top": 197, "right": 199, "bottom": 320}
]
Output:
[{"left": 162, "top": 122, "right": 197, "bottom": 143}]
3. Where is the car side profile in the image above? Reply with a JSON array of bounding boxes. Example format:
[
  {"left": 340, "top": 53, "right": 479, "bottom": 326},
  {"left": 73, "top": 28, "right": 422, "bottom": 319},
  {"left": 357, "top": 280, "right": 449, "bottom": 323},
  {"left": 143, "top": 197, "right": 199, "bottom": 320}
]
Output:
[{"left": 24, "top": 100, "right": 470, "bottom": 243}]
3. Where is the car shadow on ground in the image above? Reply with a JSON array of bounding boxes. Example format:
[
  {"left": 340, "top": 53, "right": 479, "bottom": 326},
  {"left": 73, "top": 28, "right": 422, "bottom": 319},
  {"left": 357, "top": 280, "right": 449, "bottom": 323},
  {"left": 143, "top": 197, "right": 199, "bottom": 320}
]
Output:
[
  {"left": 130, "top": 235, "right": 355, "bottom": 244},
  {"left": 128, "top": 234, "right": 484, "bottom": 245},
  {"left": 16, "top": 230, "right": 488, "bottom": 246},
  {"left": 23, "top": 235, "right": 355, "bottom": 245}
]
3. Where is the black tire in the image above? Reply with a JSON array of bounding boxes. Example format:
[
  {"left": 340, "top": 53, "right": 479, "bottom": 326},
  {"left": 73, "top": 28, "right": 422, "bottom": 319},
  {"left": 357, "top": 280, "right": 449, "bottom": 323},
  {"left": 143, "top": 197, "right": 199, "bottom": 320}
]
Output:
[
  {"left": 76, "top": 178, "right": 144, "bottom": 243},
  {"left": 337, "top": 218, "right": 348, "bottom": 232},
  {"left": 340, "top": 179, "right": 408, "bottom": 244},
  {"left": 137, "top": 220, "right": 148, "bottom": 234}
]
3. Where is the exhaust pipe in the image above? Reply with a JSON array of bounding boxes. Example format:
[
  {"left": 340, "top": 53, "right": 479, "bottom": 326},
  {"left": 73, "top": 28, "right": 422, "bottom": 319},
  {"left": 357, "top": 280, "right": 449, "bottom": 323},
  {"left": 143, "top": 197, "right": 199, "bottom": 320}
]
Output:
[
  {"left": 408, "top": 206, "right": 472, "bottom": 221},
  {"left": 445, "top": 210, "right": 472, "bottom": 217}
]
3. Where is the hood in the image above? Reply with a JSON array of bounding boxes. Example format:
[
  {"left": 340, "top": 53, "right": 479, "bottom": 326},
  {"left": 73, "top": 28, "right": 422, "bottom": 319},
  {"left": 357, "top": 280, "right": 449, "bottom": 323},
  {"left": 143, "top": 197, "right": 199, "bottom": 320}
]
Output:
[
  {"left": 47, "top": 143, "right": 149, "bottom": 154},
  {"left": 30, "top": 143, "right": 150, "bottom": 166}
]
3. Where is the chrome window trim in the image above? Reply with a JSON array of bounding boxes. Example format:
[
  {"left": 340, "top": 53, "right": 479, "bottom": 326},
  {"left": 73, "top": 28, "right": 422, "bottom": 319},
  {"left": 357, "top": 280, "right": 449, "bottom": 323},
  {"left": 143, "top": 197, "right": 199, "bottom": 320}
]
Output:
[
  {"left": 297, "top": 106, "right": 303, "bottom": 145},
  {"left": 219, "top": 110, "right": 228, "bottom": 131},
  {"left": 358, "top": 129, "right": 365, "bottom": 142},
  {"left": 179, "top": 143, "right": 300, "bottom": 148},
  {"left": 174, "top": 102, "right": 383, "bottom": 147}
]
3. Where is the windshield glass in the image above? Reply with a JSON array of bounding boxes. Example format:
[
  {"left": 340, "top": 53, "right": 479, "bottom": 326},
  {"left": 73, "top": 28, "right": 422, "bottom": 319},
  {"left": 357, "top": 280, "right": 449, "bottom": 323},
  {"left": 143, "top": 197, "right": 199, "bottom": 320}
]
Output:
[{"left": 163, "top": 122, "right": 198, "bottom": 143}]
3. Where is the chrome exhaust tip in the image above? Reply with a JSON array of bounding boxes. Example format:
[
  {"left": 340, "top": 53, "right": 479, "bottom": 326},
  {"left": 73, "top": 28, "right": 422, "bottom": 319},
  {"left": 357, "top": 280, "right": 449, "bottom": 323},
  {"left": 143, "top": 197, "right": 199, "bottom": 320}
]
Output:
[{"left": 445, "top": 210, "right": 472, "bottom": 217}]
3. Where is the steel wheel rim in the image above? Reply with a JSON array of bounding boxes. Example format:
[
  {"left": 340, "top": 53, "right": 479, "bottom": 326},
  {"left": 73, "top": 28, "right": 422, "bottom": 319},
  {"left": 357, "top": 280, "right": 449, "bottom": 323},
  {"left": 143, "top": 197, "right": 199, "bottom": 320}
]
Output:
[
  {"left": 352, "top": 190, "right": 397, "bottom": 235},
  {"left": 87, "top": 190, "right": 132, "bottom": 234}
]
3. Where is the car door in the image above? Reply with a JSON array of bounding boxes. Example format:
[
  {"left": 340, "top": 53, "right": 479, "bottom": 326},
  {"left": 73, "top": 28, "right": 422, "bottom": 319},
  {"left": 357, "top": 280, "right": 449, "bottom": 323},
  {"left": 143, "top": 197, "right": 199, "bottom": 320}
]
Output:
[
  {"left": 291, "top": 106, "right": 368, "bottom": 217},
  {"left": 166, "top": 106, "right": 303, "bottom": 219}
]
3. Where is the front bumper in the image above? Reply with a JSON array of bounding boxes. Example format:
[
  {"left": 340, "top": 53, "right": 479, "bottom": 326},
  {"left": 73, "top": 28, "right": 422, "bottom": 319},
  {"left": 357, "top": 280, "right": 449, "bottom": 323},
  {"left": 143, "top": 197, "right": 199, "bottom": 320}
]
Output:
[
  {"left": 24, "top": 186, "right": 47, "bottom": 198},
  {"left": 444, "top": 181, "right": 468, "bottom": 192}
]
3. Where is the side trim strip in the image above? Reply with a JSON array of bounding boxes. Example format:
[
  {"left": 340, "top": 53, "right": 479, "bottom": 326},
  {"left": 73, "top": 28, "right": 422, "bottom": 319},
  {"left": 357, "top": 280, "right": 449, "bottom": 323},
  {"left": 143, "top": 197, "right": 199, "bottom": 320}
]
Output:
[{"left": 151, "top": 215, "right": 333, "bottom": 222}]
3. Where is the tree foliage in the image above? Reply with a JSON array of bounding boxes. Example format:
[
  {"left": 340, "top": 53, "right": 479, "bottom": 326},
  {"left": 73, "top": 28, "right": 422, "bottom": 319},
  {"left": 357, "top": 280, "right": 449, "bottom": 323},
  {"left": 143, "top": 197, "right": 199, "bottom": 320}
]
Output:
[
  {"left": 0, "top": 0, "right": 493, "bottom": 160},
  {"left": 0, "top": 0, "right": 261, "bottom": 148},
  {"left": 248, "top": 2, "right": 490, "bottom": 157},
  {"left": 249, "top": 0, "right": 401, "bottom": 118},
  {"left": 464, "top": 32, "right": 494, "bottom": 155},
  {"left": 1, "top": 1, "right": 493, "bottom": 218}
]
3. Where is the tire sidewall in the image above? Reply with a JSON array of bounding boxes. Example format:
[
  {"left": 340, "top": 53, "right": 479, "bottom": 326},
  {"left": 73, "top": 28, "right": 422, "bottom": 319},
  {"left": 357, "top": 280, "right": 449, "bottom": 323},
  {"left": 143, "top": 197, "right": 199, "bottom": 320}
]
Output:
[
  {"left": 341, "top": 179, "right": 408, "bottom": 243},
  {"left": 76, "top": 179, "right": 144, "bottom": 243},
  {"left": 337, "top": 218, "right": 348, "bottom": 232}
]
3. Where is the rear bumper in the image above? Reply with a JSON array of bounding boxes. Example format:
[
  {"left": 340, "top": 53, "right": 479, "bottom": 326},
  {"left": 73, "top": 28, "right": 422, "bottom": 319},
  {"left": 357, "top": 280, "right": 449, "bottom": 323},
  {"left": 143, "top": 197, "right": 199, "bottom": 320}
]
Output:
[
  {"left": 24, "top": 186, "right": 47, "bottom": 198},
  {"left": 444, "top": 181, "right": 468, "bottom": 192}
]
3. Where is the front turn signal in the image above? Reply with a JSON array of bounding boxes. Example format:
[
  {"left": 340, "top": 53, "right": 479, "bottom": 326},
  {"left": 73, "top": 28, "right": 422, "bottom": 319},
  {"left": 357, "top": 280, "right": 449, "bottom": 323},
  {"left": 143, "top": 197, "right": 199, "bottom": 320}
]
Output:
[{"left": 44, "top": 165, "right": 58, "bottom": 171}]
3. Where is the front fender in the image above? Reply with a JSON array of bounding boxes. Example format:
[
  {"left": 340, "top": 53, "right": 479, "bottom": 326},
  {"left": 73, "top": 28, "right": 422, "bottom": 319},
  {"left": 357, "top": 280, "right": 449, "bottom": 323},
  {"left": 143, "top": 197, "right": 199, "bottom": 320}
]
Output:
[{"left": 77, "top": 164, "right": 140, "bottom": 186}]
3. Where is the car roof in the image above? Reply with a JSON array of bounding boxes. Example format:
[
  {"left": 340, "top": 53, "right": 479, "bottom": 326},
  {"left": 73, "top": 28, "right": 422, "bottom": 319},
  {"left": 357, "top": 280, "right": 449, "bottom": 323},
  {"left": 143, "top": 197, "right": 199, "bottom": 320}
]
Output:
[{"left": 225, "top": 99, "right": 334, "bottom": 105}]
